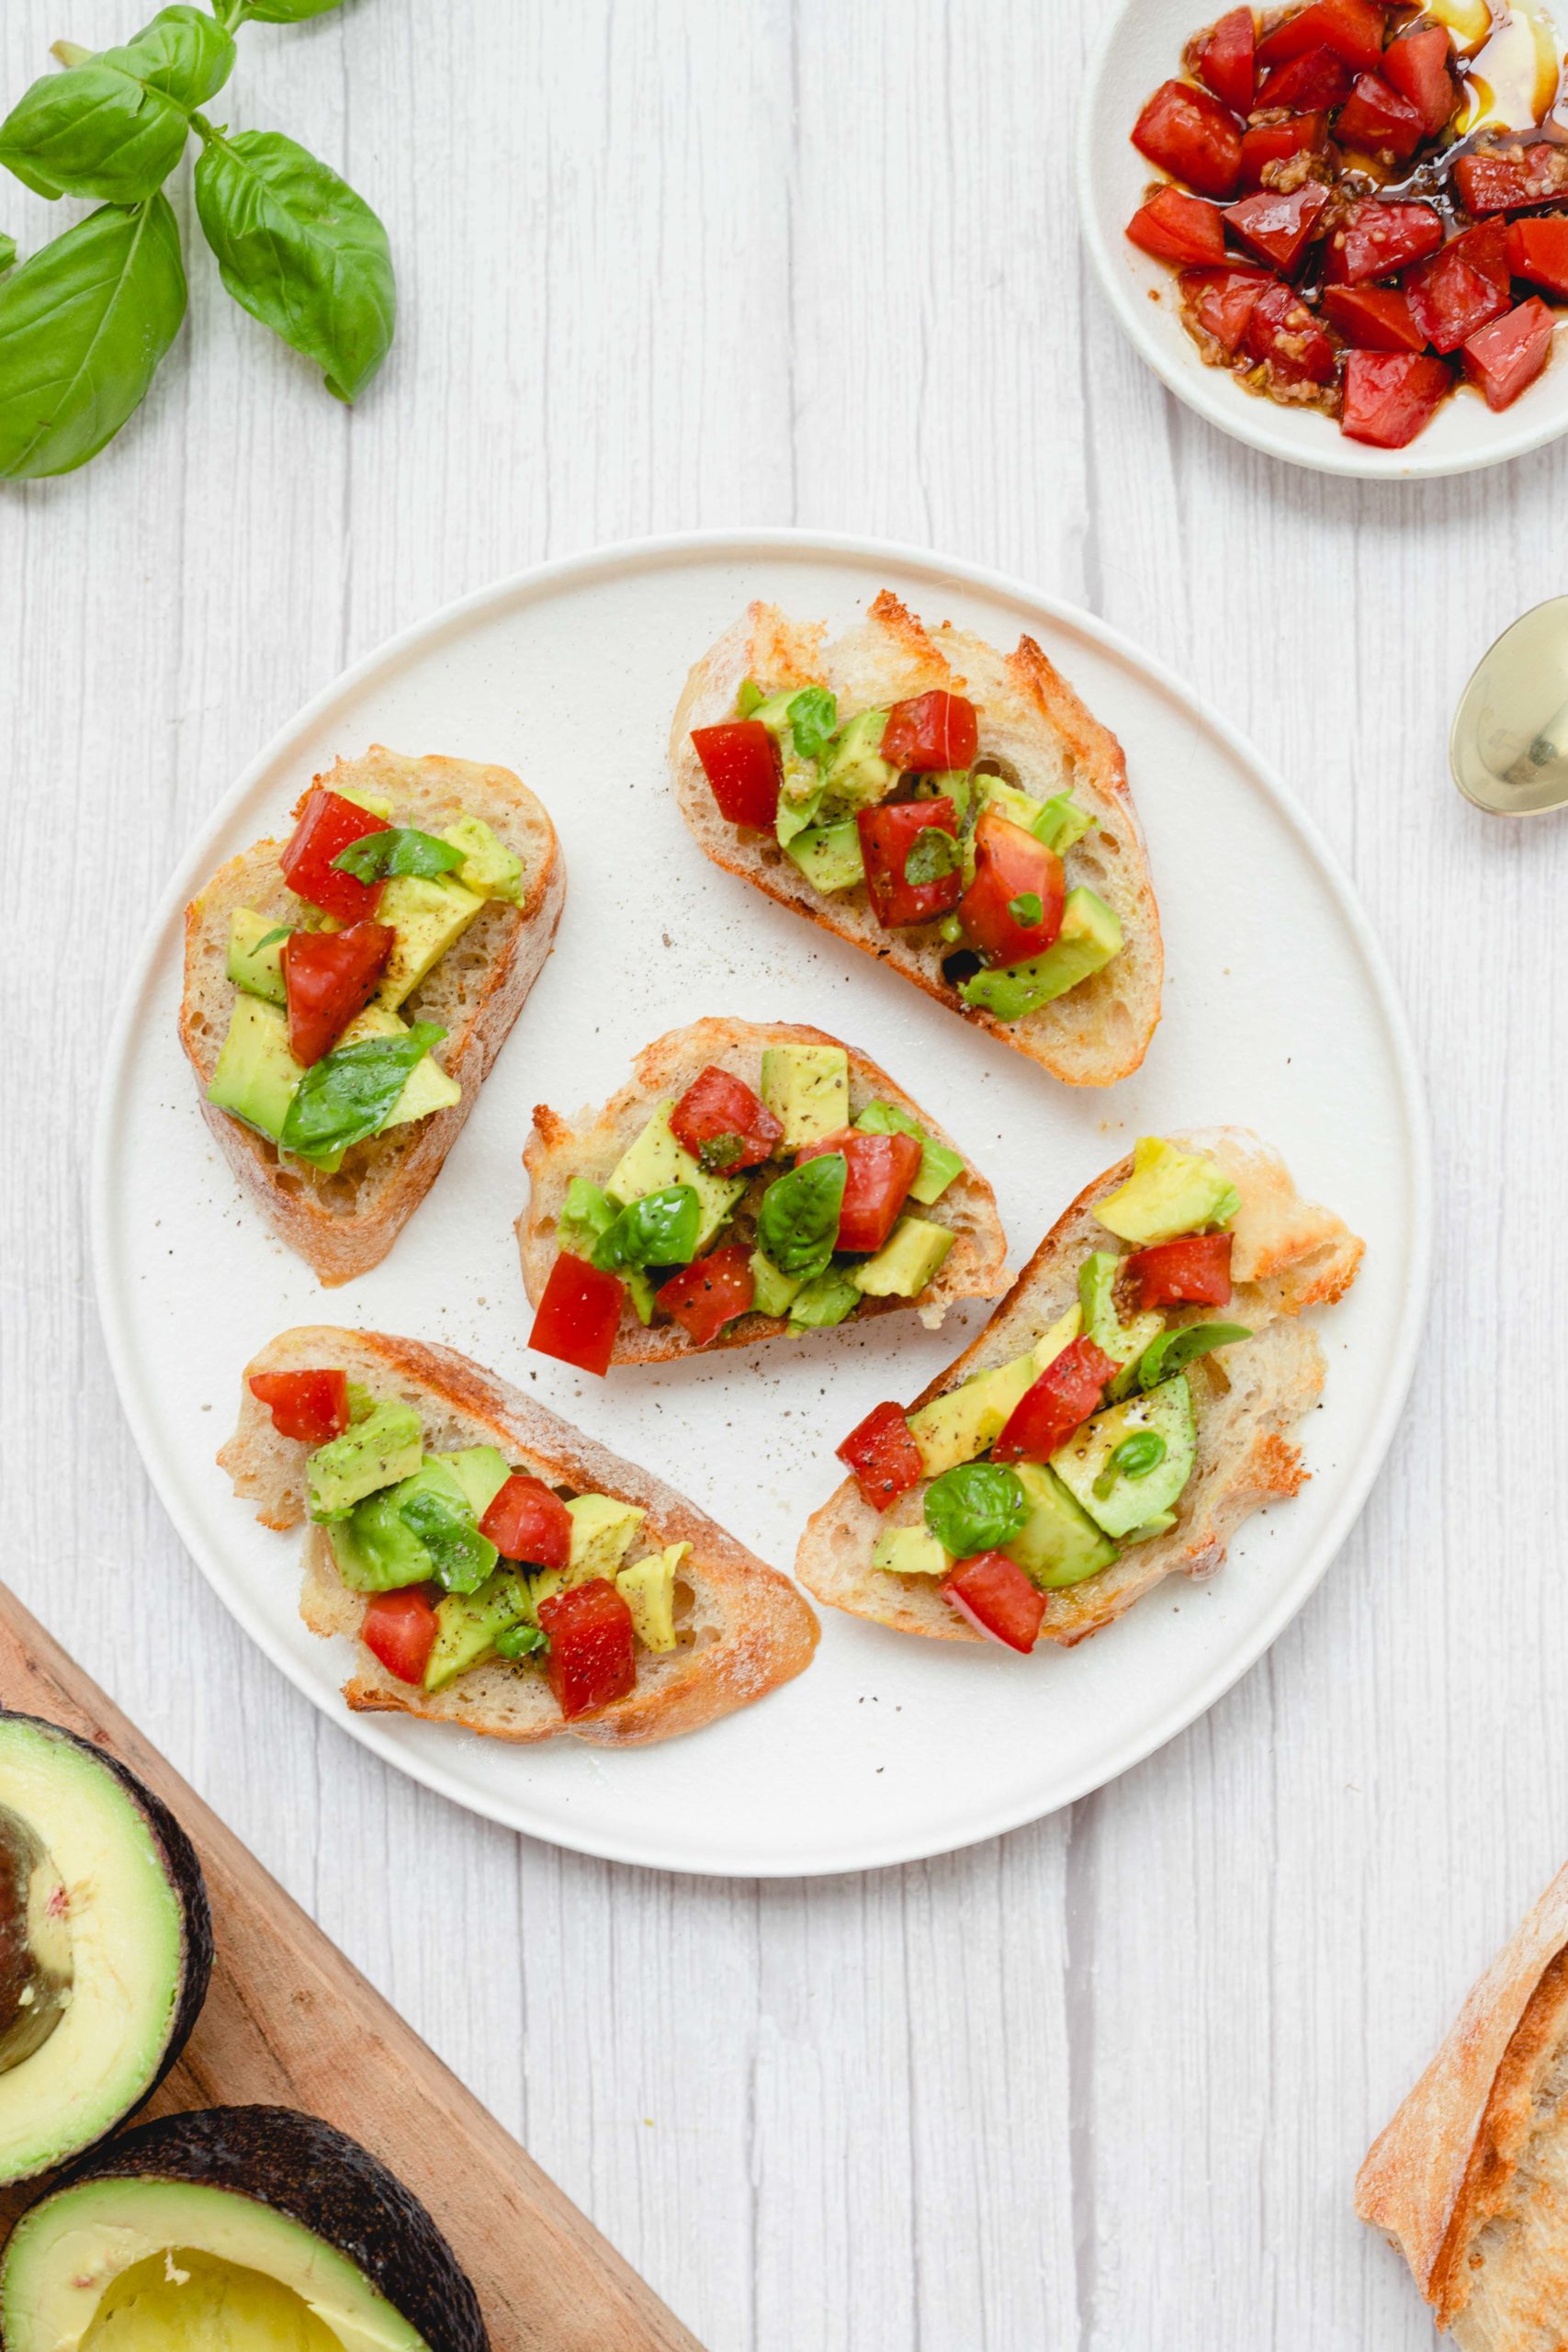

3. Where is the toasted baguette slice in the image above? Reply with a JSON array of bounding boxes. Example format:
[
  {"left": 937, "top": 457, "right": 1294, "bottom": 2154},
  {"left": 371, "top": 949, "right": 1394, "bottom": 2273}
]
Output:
[
  {"left": 671, "top": 591, "right": 1162, "bottom": 1086},
  {"left": 181, "top": 746, "right": 565, "bottom": 1286},
  {"left": 220, "top": 1327, "right": 818, "bottom": 1747},
  {"left": 1358, "top": 1862, "right": 1568, "bottom": 2346},
  {"left": 519, "top": 1016, "right": 1010, "bottom": 1365},
  {"left": 796, "top": 1127, "right": 1362, "bottom": 1647}
]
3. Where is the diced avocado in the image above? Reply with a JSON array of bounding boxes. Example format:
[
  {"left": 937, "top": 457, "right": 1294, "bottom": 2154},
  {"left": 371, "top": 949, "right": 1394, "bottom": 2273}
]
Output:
[
  {"left": 784, "top": 819, "right": 865, "bottom": 895},
  {"left": 333, "top": 783, "right": 393, "bottom": 818},
  {"left": 760, "top": 1043, "right": 850, "bottom": 1147},
  {"left": 872, "top": 1523, "right": 951, "bottom": 1577},
  {"left": 439, "top": 1445, "right": 512, "bottom": 1521},
  {"left": 1124, "top": 1509, "right": 1178, "bottom": 1544},
  {"left": 819, "top": 708, "right": 896, "bottom": 808},
  {"left": 1031, "top": 1304, "right": 1083, "bottom": 1371},
  {"left": 1034, "top": 792, "right": 1094, "bottom": 854},
  {"left": 565, "top": 1493, "right": 646, "bottom": 1582},
  {"left": 306, "top": 1399, "right": 423, "bottom": 1521},
  {"left": 788, "top": 1269, "right": 862, "bottom": 1329},
  {"left": 334, "top": 1004, "right": 461, "bottom": 1132},
  {"left": 226, "top": 908, "right": 290, "bottom": 1006},
  {"left": 423, "top": 1569, "right": 533, "bottom": 1692},
  {"left": 1095, "top": 1136, "right": 1242, "bottom": 1248},
  {"left": 774, "top": 774, "right": 827, "bottom": 848},
  {"left": 853, "top": 1100, "right": 964, "bottom": 1205},
  {"left": 908, "top": 1351, "right": 1038, "bottom": 1477},
  {"left": 1078, "top": 1250, "right": 1164, "bottom": 1391},
  {"left": 750, "top": 1250, "right": 804, "bottom": 1317},
  {"left": 529, "top": 1566, "right": 565, "bottom": 1610},
  {"left": 370, "top": 875, "right": 485, "bottom": 1011},
  {"left": 329, "top": 1457, "right": 468, "bottom": 1592},
  {"left": 750, "top": 688, "right": 798, "bottom": 737},
  {"left": 959, "top": 888, "right": 1122, "bottom": 1023},
  {"left": 605, "top": 1103, "right": 745, "bottom": 1254},
  {"left": 441, "top": 815, "right": 523, "bottom": 903},
  {"left": 852, "top": 1216, "right": 954, "bottom": 1299},
  {"left": 976, "top": 775, "right": 1046, "bottom": 834},
  {"left": 207, "top": 996, "right": 302, "bottom": 1142},
  {"left": 626, "top": 1268, "right": 657, "bottom": 1326},
  {"left": 558, "top": 1175, "right": 617, "bottom": 1258},
  {"left": 1003, "top": 1463, "right": 1118, "bottom": 1589},
  {"left": 1050, "top": 1376, "right": 1196, "bottom": 1541},
  {"left": 615, "top": 1543, "right": 685, "bottom": 1652}
]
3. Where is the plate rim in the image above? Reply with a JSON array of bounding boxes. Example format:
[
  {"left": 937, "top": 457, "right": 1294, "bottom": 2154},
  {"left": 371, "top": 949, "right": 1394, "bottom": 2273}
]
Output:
[{"left": 91, "top": 525, "right": 1434, "bottom": 1877}]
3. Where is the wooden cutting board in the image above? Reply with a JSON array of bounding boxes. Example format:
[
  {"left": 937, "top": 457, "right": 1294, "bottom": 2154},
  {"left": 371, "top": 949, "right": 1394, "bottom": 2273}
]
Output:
[{"left": 0, "top": 1584, "right": 704, "bottom": 2352}]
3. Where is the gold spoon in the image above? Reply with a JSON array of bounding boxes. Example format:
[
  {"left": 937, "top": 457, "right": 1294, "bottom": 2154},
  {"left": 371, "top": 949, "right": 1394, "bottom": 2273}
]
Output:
[{"left": 1450, "top": 596, "right": 1568, "bottom": 816}]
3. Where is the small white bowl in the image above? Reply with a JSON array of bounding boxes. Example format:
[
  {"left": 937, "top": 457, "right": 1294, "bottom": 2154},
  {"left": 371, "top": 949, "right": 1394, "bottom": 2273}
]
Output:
[{"left": 1077, "top": 0, "right": 1568, "bottom": 479}]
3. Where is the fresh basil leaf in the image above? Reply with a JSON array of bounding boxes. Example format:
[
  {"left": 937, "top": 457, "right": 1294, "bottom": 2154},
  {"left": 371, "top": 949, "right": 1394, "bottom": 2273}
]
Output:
[
  {"left": 1008, "top": 891, "right": 1043, "bottom": 927},
  {"left": 1135, "top": 1322, "right": 1251, "bottom": 1390},
  {"left": 194, "top": 126, "right": 394, "bottom": 401},
  {"left": 0, "top": 10, "right": 233, "bottom": 203},
  {"left": 496, "top": 1622, "right": 547, "bottom": 1660},
  {"left": 558, "top": 1175, "right": 616, "bottom": 1260},
  {"left": 399, "top": 1491, "right": 498, "bottom": 1598},
  {"left": 904, "top": 828, "right": 960, "bottom": 886},
  {"left": 280, "top": 1020, "right": 444, "bottom": 1164},
  {"left": 331, "top": 825, "right": 463, "bottom": 883},
  {"left": 254, "top": 924, "right": 292, "bottom": 952},
  {"left": 757, "top": 1154, "right": 845, "bottom": 1282},
  {"left": 698, "top": 1132, "right": 746, "bottom": 1173},
  {"left": 241, "top": 0, "right": 349, "bottom": 17},
  {"left": 1093, "top": 1431, "right": 1168, "bottom": 1499},
  {"left": 924, "top": 1461, "right": 1029, "bottom": 1559},
  {"left": 592, "top": 1186, "right": 701, "bottom": 1273},
  {"left": 0, "top": 236, "right": 15, "bottom": 277},
  {"left": 0, "top": 197, "right": 186, "bottom": 479},
  {"left": 787, "top": 686, "right": 837, "bottom": 760}
]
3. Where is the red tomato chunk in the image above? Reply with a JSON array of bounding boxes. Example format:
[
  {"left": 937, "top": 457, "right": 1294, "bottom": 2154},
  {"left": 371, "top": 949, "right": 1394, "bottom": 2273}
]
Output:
[
  {"left": 1381, "top": 26, "right": 1454, "bottom": 139},
  {"left": 958, "top": 810, "right": 1065, "bottom": 967},
  {"left": 480, "top": 1475, "right": 571, "bottom": 1570},
  {"left": 1127, "top": 187, "right": 1229, "bottom": 266},
  {"left": 670, "top": 1066, "right": 783, "bottom": 1170},
  {"left": 249, "top": 1367, "right": 349, "bottom": 1445},
  {"left": 797, "top": 1128, "right": 922, "bottom": 1254},
  {"left": 1320, "top": 283, "right": 1427, "bottom": 353},
  {"left": 1336, "top": 71, "right": 1423, "bottom": 164},
  {"left": 1340, "top": 350, "right": 1453, "bottom": 447},
  {"left": 1453, "top": 142, "right": 1568, "bottom": 216},
  {"left": 943, "top": 1555, "right": 1046, "bottom": 1654},
  {"left": 1243, "top": 279, "right": 1338, "bottom": 384},
  {"left": 1124, "top": 1232, "right": 1235, "bottom": 1310},
  {"left": 1325, "top": 199, "right": 1444, "bottom": 288},
  {"left": 1257, "top": 46, "right": 1352, "bottom": 113},
  {"left": 529, "top": 1252, "right": 626, "bottom": 1377},
  {"left": 1508, "top": 217, "right": 1568, "bottom": 302},
  {"left": 281, "top": 920, "right": 394, "bottom": 1067},
  {"left": 279, "top": 788, "right": 389, "bottom": 923},
  {"left": 361, "top": 1589, "right": 438, "bottom": 1687},
  {"left": 691, "top": 721, "right": 781, "bottom": 830},
  {"left": 1224, "top": 182, "right": 1331, "bottom": 274},
  {"left": 1255, "top": 0, "right": 1387, "bottom": 74},
  {"left": 1462, "top": 298, "right": 1556, "bottom": 412},
  {"left": 857, "top": 797, "right": 964, "bottom": 930},
  {"left": 656, "top": 1246, "right": 756, "bottom": 1346},
  {"left": 537, "top": 1578, "right": 637, "bottom": 1720},
  {"left": 879, "top": 692, "right": 978, "bottom": 774},
  {"left": 1238, "top": 114, "right": 1327, "bottom": 192},
  {"left": 1404, "top": 222, "right": 1511, "bottom": 355},
  {"left": 837, "top": 1402, "right": 924, "bottom": 1511},
  {"left": 1133, "top": 80, "right": 1243, "bottom": 200},
  {"left": 992, "top": 1339, "right": 1117, "bottom": 1465},
  {"left": 1181, "top": 266, "right": 1270, "bottom": 356},
  {"left": 1194, "top": 7, "right": 1256, "bottom": 113}
]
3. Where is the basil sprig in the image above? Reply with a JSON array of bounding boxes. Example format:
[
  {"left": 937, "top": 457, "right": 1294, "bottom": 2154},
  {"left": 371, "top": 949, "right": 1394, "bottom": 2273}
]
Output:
[
  {"left": 332, "top": 826, "right": 465, "bottom": 884},
  {"left": 1094, "top": 1431, "right": 1167, "bottom": 1500},
  {"left": 0, "top": 9, "right": 235, "bottom": 203},
  {"left": 758, "top": 1155, "right": 845, "bottom": 1282},
  {"left": 280, "top": 1021, "right": 446, "bottom": 1165},
  {"left": 1135, "top": 1323, "right": 1251, "bottom": 1390},
  {"left": 592, "top": 1186, "right": 701, "bottom": 1273},
  {"left": 787, "top": 686, "right": 837, "bottom": 760},
  {"left": 904, "top": 828, "right": 960, "bottom": 886},
  {"left": 399, "top": 1492, "right": 498, "bottom": 1598},
  {"left": 924, "top": 1461, "right": 1029, "bottom": 1560},
  {"left": 496, "top": 1621, "right": 548, "bottom": 1660}
]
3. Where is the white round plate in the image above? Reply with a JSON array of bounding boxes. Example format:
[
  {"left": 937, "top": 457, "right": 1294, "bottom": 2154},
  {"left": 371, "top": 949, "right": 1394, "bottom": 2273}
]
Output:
[
  {"left": 94, "top": 530, "right": 1430, "bottom": 1878},
  {"left": 1079, "top": 0, "right": 1568, "bottom": 480}
]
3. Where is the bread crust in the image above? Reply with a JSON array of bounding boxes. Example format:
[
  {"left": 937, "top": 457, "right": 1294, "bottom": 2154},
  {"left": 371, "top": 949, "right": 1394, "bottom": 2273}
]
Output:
[
  {"left": 180, "top": 747, "right": 565, "bottom": 1286},
  {"left": 517, "top": 1016, "right": 1010, "bottom": 1364},
  {"left": 795, "top": 1127, "right": 1363, "bottom": 1647},
  {"left": 218, "top": 1326, "right": 818, "bottom": 1747},
  {"left": 670, "top": 592, "right": 1162, "bottom": 1087}
]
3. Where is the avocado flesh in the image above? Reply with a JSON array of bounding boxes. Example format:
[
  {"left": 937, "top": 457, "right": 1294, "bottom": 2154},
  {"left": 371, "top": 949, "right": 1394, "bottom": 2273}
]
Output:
[
  {"left": 852, "top": 1216, "right": 953, "bottom": 1299},
  {"left": 759, "top": 1044, "right": 849, "bottom": 1147},
  {"left": 1004, "top": 1464, "right": 1118, "bottom": 1589},
  {"left": 1095, "top": 1136, "right": 1240, "bottom": 1248},
  {"left": 604, "top": 1104, "right": 744, "bottom": 1255},
  {"left": 369, "top": 876, "right": 484, "bottom": 1012},
  {"left": 82, "top": 2250, "right": 340, "bottom": 2348},
  {"left": 0, "top": 1805, "right": 71, "bottom": 2071},
  {"left": 959, "top": 888, "right": 1122, "bottom": 1022},
  {"left": 1051, "top": 1376, "right": 1197, "bottom": 1541},
  {"left": 226, "top": 910, "right": 289, "bottom": 1007},
  {"left": 784, "top": 819, "right": 864, "bottom": 895}
]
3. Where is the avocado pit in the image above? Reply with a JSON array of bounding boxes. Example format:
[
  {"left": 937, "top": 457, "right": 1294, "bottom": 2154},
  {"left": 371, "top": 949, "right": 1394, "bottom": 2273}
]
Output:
[{"left": 0, "top": 1804, "right": 73, "bottom": 2073}]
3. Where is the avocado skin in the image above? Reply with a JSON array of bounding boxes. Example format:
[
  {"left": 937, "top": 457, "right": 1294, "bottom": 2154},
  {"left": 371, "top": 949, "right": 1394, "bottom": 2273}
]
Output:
[
  {"left": 0, "top": 1713, "right": 213, "bottom": 2174},
  {"left": 45, "top": 2107, "right": 490, "bottom": 2352}
]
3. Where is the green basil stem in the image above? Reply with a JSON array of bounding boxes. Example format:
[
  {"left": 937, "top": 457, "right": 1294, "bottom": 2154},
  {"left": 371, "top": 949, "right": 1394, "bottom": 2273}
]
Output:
[{"left": 49, "top": 42, "right": 93, "bottom": 67}]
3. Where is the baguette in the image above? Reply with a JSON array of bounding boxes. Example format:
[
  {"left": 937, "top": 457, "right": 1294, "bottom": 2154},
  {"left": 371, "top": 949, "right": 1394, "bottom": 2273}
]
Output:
[
  {"left": 519, "top": 1016, "right": 1009, "bottom": 1365},
  {"left": 795, "top": 1127, "right": 1362, "bottom": 1647},
  {"left": 181, "top": 745, "right": 565, "bottom": 1286},
  {"left": 220, "top": 1326, "right": 818, "bottom": 1747},
  {"left": 670, "top": 591, "right": 1162, "bottom": 1086},
  {"left": 1358, "top": 1861, "right": 1568, "bottom": 2346}
]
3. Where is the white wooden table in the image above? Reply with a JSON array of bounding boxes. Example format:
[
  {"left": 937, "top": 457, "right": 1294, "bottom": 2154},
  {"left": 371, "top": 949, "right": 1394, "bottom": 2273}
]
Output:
[{"left": 4, "top": 4, "right": 1565, "bottom": 2345}]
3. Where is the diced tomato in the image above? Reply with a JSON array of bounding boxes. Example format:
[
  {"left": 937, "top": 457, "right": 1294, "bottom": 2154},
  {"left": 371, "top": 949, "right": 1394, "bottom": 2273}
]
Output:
[
  {"left": 1405, "top": 221, "right": 1511, "bottom": 355},
  {"left": 1324, "top": 198, "right": 1445, "bottom": 288},
  {"left": 361, "top": 1588, "right": 438, "bottom": 1687},
  {"left": 1195, "top": 6, "right": 1256, "bottom": 113},
  {"left": 670, "top": 1066, "right": 783, "bottom": 1170},
  {"left": 1256, "top": 46, "right": 1353, "bottom": 113},
  {"left": 879, "top": 691, "right": 979, "bottom": 774},
  {"left": 1336, "top": 71, "right": 1424, "bottom": 163},
  {"left": 1382, "top": 26, "right": 1455, "bottom": 141},
  {"left": 691, "top": 721, "right": 782, "bottom": 830},
  {"left": 1453, "top": 142, "right": 1568, "bottom": 217},
  {"left": 536, "top": 1578, "right": 637, "bottom": 1719},
  {"left": 1181, "top": 266, "right": 1271, "bottom": 356},
  {"left": 1132, "top": 79, "right": 1243, "bottom": 200},
  {"left": 1126, "top": 186, "right": 1229, "bottom": 266},
  {"left": 280, "top": 920, "right": 395, "bottom": 1067},
  {"left": 797, "top": 1128, "right": 922, "bottom": 1254},
  {"left": 529, "top": 1252, "right": 626, "bottom": 1377},
  {"left": 1340, "top": 350, "right": 1453, "bottom": 447},
  {"left": 655, "top": 1245, "right": 756, "bottom": 1346},
  {"left": 1255, "top": 0, "right": 1387, "bottom": 74},
  {"left": 1507, "top": 216, "right": 1568, "bottom": 301},
  {"left": 279, "top": 788, "right": 390, "bottom": 923},
  {"left": 992, "top": 1339, "right": 1118, "bottom": 1466},
  {"left": 943, "top": 1554, "right": 1047, "bottom": 1654},
  {"left": 1321, "top": 283, "right": 1427, "bottom": 352},
  {"left": 856, "top": 797, "right": 964, "bottom": 930},
  {"left": 957, "top": 809, "right": 1066, "bottom": 967},
  {"left": 480, "top": 1475, "right": 571, "bottom": 1569},
  {"left": 1238, "top": 114, "right": 1328, "bottom": 193},
  {"left": 1242, "top": 278, "right": 1339, "bottom": 384},
  {"left": 837, "top": 1401, "right": 924, "bottom": 1511},
  {"left": 248, "top": 1367, "right": 349, "bottom": 1445},
  {"left": 1124, "top": 1232, "right": 1235, "bottom": 1311},
  {"left": 1224, "top": 182, "right": 1332, "bottom": 274},
  {"left": 1461, "top": 297, "right": 1555, "bottom": 412}
]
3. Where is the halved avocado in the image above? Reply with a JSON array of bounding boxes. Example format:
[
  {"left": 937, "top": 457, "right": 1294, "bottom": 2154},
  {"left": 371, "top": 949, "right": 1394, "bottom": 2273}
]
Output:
[
  {"left": 0, "top": 2107, "right": 489, "bottom": 2351},
  {"left": 0, "top": 1714, "right": 212, "bottom": 2187}
]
